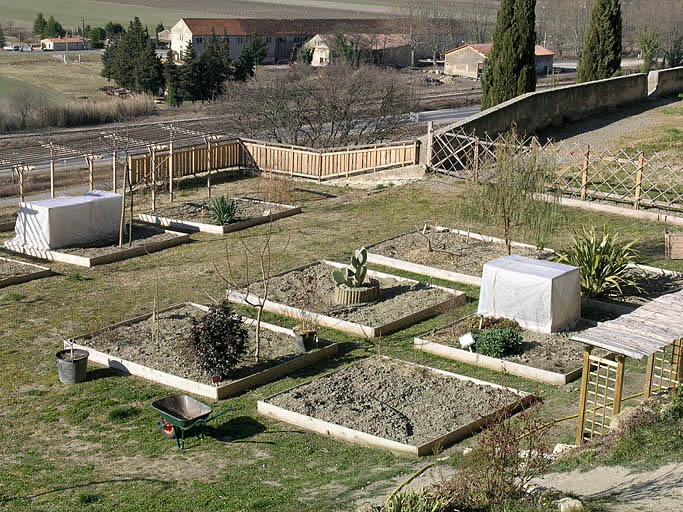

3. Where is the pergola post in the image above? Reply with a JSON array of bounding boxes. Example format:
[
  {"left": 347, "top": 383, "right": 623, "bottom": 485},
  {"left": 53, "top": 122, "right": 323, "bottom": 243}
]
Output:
[
  {"left": 644, "top": 352, "right": 656, "bottom": 400},
  {"left": 112, "top": 151, "right": 117, "bottom": 193},
  {"left": 150, "top": 146, "right": 157, "bottom": 212},
  {"left": 672, "top": 339, "right": 683, "bottom": 386},
  {"left": 168, "top": 140, "right": 174, "bottom": 203},
  {"left": 576, "top": 345, "right": 593, "bottom": 445},
  {"left": 612, "top": 355, "right": 626, "bottom": 417},
  {"left": 206, "top": 138, "right": 212, "bottom": 199}
]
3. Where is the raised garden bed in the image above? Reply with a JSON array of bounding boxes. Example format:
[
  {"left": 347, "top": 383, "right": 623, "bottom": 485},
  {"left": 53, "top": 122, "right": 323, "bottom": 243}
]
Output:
[
  {"left": 0, "top": 257, "right": 51, "bottom": 288},
  {"left": 258, "top": 356, "right": 532, "bottom": 456},
  {"left": 414, "top": 316, "right": 601, "bottom": 385},
  {"left": 139, "top": 197, "right": 301, "bottom": 234},
  {"left": 69, "top": 302, "right": 338, "bottom": 400},
  {"left": 367, "top": 226, "right": 552, "bottom": 286},
  {"left": 227, "top": 261, "right": 466, "bottom": 338},
  {"left": 367, "top": 227, "right": 683, "bottom": 313},
  {"left": 3, "top": 224, "right": 190, "bottom": 267}
]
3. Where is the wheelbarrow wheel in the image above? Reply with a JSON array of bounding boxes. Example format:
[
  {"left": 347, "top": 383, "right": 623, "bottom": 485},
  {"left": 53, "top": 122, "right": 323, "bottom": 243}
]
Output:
[{"left": 159, "top": 418, "right": 176, "bottom": 439}]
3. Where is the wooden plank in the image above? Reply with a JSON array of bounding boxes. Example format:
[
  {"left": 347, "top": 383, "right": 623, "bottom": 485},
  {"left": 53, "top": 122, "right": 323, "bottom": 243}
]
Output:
[
  {"left": 366, "top": 252, "right": 482, "bottom": 286},
  {"left": 665, "top": 233, "right": 683, "bottom": 260},
  {"left": 0, "top": 257, "right": 52, "bottom": 288}
]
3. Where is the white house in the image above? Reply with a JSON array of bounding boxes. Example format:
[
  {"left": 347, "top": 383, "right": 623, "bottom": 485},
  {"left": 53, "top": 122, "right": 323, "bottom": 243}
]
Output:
[
  {"left": 303, "top": 33, "right": 414, "bottom": 67},
  {"left": 40, "top": 37, "right": 85, "bottom": 51}
]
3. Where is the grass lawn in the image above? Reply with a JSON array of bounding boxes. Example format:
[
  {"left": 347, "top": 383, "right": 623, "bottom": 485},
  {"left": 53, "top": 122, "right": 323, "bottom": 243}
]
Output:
[
  {"left": 618, "top": 100, "right": 683, "bottom": 160},
  {"left": 0, "top": 75, "right": 66, "bottom": 105},
  {"left": 1, "top": 171, "right": 682, "bottom": 511},
  {"left": 0, "top": 53, "right": 107, "bottom": 101}
]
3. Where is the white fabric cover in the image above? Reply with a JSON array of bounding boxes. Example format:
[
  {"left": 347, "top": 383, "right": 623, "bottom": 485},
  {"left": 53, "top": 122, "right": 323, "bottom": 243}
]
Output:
[
  {"left": 477, "top": 255, "right": 580, "bottom": 333},
  {"left": 12, "top": 191, "right": 122, "bottom": 250}
]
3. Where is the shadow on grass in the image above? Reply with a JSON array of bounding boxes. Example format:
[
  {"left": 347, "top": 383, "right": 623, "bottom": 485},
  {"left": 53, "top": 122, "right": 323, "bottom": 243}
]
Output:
[
  {"left": 205, "top": 415, "right": 268, "bottom": 443},
  {"left": 85, "top": 367, "right": 128, "bottom": 382},
  {"left": 1, "top": 477, "right": 171, "bottom": 503}
]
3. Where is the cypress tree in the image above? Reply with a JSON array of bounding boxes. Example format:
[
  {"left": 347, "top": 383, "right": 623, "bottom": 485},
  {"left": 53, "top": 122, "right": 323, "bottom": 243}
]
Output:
[
  {"left": 481, "top": 0, "right": 537, "bottom": 110},
  {"left": 577, "top": 0, "right": 622, "bottom": 83},
  {"left": 0, "top": 26, "right": 5, "bottom": 48},
  {"left": 44, "top": 16, "right": 64, "bottom": 38},
  {"left": 233, "top": 34, "right": 267, "bottom": 81},
  {"left": 164, "top": 49, "right": 183, "bottom": 107},
  {"left": 199, "top": 31, "right": 231, "bottom": 101},
  {"left": 180, "top": 42, "right": 205, "bottom": 102},
  {"left": 135, "top": 39, "right": 165, "bottom": 94},
  {"left": 33, "top": 13, "right": 47, "bottom": 37}
]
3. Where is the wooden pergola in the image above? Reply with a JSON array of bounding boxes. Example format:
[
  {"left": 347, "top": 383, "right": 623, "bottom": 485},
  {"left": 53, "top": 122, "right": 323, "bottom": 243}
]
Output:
[{"left": 572, "top": 290, "right": 683, "bottom": 444}]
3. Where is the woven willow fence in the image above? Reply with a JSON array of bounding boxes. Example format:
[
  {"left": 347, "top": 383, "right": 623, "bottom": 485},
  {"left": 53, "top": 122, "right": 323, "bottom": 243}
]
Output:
[{"left": 429, "top": 128, "right": 683, "bottom": 213}]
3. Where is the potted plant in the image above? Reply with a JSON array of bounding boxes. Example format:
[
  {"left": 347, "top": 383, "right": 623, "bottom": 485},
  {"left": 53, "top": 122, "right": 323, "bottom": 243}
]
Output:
[
  {"left": 293, "top": 267, "right": 319, "bottom": 352},
  {"left": 56, "top": 340, "right": 89, "bottom": 384},
  {"left": 332, "top": 247, "right": 380, "bottom": 305}
]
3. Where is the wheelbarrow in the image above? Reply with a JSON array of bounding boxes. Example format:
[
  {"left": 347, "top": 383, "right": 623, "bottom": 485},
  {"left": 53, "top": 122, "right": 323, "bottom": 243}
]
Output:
[{"left": 152, "top": 394, "right": 234, "bottom": 449}]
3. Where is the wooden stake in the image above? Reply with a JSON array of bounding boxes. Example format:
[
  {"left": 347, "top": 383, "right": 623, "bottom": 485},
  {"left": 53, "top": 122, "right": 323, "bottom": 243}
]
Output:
[
  {"left": 473, "top": 136, "right": 480, "bottom": 183},
  {"left": 169, "top": 141, "right": 174, "bottom": 203},
  {"left": 576, "top": 345, "right": 593, "bottom": 445},
  {"left": 50, "top": 157, "right": 55, "bottom": 198},
  {"left": 581, "top": 145, "right": 590, "bottom": 201},
  {"left": 151, "top": 147, "right": 156, "bottom": 212},
  {"left": 426, "top": 121, "right": 434, "bottom": 171},
  {"left": 88, "top": 157, "right": 94, "bottom": 191},
  {"left": 634, "top": 152, "right": 644, "bottom": 210},
  {"left": 644, "top": 353, "right": 655, "bottom": 400},
  {"left": 118, "top": 158, "right": 127, "bottom": 247},
  {"left": 112, "top": 151, "right": 117, "bottom": 193},
  {"left": 18, "top": 167, "right": 24, "bottom": 203}
]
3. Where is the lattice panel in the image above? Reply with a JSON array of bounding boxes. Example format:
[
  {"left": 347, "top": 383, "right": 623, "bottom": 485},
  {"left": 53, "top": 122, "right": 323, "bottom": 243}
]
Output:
[
  {"left": 649, "top": 339, "right": 683, "bottom": 395},
  {"left": 580, "top": 355, "right": 623, "bottom": 442}
]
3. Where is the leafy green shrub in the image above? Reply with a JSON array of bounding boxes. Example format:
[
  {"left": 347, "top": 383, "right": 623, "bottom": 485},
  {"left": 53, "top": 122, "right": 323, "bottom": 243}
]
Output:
[
  {"left": 382, "top": 489, "right": 448, "bottom": 512},
  {"left": 188, "top": 300, "right": 249, "bottom": 379},
  {"left": 475, "top": 328, "right": 524, "bottom": 358},
  {"left": 209, "top": 196, "right": 238, "bottom": 225},
  {"left": 555, "top": 226, "right": 642, "bottom": 298},
  {"left": 664, "top": 386, "right": 683, "bottom": 420}
]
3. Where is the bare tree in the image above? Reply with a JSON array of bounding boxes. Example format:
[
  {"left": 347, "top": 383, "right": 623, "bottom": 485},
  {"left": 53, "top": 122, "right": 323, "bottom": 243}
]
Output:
[
  {"left": 536, "top": 0, "right": 590, "bottom": 57},
  {"left": 220, "top": 64, "right": 416, "bottom": 148},
  {"left": 395, "top": 0, "right": 426, "bottom": 67},
  {"left": 9, "top": 89, "right": 40, "bottom": 130},
  {"left": 625, "top": 0, "right": 682, "bottom": 67},
  {"left": 466, "top": 11, "right": 493, "bottom": 44},
  {"left": 217, "top": 221, "right": 291, "bottom": 363}
]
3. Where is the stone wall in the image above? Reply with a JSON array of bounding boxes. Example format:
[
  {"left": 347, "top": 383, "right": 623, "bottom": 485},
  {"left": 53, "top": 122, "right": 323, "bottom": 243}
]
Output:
[{"left": 648, "top": 66, "right": 683, "bottom": 97}]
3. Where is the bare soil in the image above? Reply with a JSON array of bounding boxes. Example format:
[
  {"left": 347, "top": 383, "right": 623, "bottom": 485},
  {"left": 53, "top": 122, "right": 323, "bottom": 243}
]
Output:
[
  {"left": 369, "top": 229, "right": 551, "bottom": 277},
  {"left": 145, "top": 197, "right": 290, "bottom": 226},
  {"left": 246, "top": 261, "right": 453, "bottom": 327},
  {"left": 57, "top": 224, "right": 181, "bottom": 257},
  {"left": 426, "top": 317, "right": 598, "bottom": 374},
  {"left": 0, "top": 258, "right": 40, "bottom": 280},
  {"left": 267, "top": 357, "right": 521, "bottom": 446},
  {"left": 84, "top": 305, "right": 307, "bottom": 384}
]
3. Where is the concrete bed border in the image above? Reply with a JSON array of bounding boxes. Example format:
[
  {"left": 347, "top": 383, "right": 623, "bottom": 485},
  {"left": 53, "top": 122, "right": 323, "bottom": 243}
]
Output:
[
  {"left": 138, "top": 197, "right": 302, "bottom": 234},
  {"left": 68, "top": 302, "right": 338, "bottom": 400},
  {"left": 0, "top": 257, "right": 52, "bottom": 288},
  {"left": 258, "top": 355, "right": 533, "bottom": 456},
  {"left": 227, "top": 260, "right": 467, "bottom": 338},
  {"left": 3, "top": 229, "right": 190, "bottom": 267},
  {"left": 414, "top": 324, "right": 584, "bottom": 385}
]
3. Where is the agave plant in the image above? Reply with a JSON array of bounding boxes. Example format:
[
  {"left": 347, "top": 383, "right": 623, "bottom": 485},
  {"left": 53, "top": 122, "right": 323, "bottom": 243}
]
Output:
[
  {"left": 210, "top": 196, "right": 238, "bottom": 225},
  {"left": 555, "top": 226, "right": 643, "bottom": 298}
]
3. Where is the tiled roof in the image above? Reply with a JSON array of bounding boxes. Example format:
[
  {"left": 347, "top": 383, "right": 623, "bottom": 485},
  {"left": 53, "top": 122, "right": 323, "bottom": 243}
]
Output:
[
  {"left": 446, "top": 43, "right": 555, "bottom": 57},
  {"left": 182, "top": 18, "right": 398, "bottom": 36}
]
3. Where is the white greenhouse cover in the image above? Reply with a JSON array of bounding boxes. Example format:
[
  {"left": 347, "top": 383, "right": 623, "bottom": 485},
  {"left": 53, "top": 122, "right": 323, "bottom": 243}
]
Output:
[
  {"left": 12, "top": 191, "right": 123, "bottom": 250},
  {"left": 477, "top": 255, "right": 580, "bottom": 333}
]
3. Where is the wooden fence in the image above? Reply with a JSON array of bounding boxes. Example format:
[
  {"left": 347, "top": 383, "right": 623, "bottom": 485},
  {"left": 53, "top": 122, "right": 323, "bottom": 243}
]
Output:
[
  {"left": 429, "top": 127, "right": 683, "bottom": 213},
  {"left": 129, "top": 138, "right": 419, "bottom": 185}
]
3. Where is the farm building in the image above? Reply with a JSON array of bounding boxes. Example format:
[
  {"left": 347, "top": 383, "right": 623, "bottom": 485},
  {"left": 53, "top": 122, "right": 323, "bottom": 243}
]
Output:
[
  {"left": 303, "top": 33, "right": 417, "bottom": 67},
  {"left": 40, "top": 37, "right": 85, "bottom": 51},
  {"left": 169, "top": 18, "right": 400, "bottom": 64},
  {"left": 444, "top": 43, "right": 555, "bottom": 78}
]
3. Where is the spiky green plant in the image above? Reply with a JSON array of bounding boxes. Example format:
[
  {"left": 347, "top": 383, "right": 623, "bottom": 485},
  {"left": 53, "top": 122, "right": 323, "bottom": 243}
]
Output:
[
  {"left": 210, "top": 196, "right": 238, "bottom": 225},
  {"left": 383, "top": 489, "right": 448, "bottom": 512},
  {"left": 332, "top": 247, "right": 369, "bottom": 287},
  {"left": 555, "top": 226, "right": 642, "bottom": 298}
]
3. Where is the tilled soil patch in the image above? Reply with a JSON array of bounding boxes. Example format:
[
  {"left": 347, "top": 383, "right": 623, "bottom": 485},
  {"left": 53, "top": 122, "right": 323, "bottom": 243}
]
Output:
[
  {"left": 267, "top": 357, "right": 521, "bottom": 445},
  {"left": 58, "top": 224, "right": 181, "bottom": 257},
  {"left": 84, "top": 305, "right": 303, "bottom": 384},
  {"left": 369, "top": 229, "right": 551, "bottom": 277},
  {"left": 0, "top": 258, "right": 40, "bottom": 280},
  {"left": 145, "top": 198, "right": 289, "bottom": 226},
  {"left": 426, "top": 318, "right": 598, "bottom": 374},
  {"left": 246, "top": 262, "right": 454, "bottom": 327}
]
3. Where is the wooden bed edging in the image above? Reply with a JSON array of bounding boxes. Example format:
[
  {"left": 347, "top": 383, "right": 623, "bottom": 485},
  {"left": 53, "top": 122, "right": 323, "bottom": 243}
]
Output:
[
  {"left": 3, "top": 230, "right": 190, "bottom": 267},
  {"left": 227, "top": 261, "right": 466, "bottom": 338},
  {"left": 413, "top": 336, "right": 583, "bottom": 385},
  {"left": 68, "top": 302, "right": 338, "bottom": 400},
  {"left": 258, "top": 355, "right": 532, "bottom": 456},
  {"left": 0, "top": 257, "right": 52, "bottom": 288},
  {"left": 0, "top": 220, "right": 15, "bottom": 232},
  {"left": 138, "top": 198, "right": 301, "bottom": 234}
]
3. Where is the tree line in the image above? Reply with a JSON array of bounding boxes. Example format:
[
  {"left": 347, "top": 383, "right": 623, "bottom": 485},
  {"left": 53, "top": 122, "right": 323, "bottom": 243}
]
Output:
[{"left": 101, "top": 17, "right": 266, "bottom": 105}]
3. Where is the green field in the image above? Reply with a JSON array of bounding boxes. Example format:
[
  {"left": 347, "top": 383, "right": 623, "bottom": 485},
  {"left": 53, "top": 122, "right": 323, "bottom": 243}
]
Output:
[{"left": 0, "top": 75, "right": 66, "bottom": 104}]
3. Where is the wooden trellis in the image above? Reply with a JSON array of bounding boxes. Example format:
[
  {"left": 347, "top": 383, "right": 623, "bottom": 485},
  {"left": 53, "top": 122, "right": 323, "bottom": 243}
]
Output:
[{"left": 572, "top": 289, "right": 683, "bottom": 444}]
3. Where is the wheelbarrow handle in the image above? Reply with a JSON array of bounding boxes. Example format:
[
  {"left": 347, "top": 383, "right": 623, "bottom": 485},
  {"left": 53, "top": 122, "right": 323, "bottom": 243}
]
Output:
[{"left": 205, "top": 407, "right": 236, "bottom": 423}]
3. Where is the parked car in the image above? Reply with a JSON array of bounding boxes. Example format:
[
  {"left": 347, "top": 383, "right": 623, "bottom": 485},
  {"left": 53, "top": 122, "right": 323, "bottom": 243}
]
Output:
[{"left": 3, "top": 45, "right": 21, "bottom": 51}]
